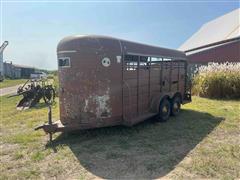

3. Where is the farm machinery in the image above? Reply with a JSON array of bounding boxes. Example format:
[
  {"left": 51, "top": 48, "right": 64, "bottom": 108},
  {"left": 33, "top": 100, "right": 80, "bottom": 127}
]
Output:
[{"left": 9, "top": 78, "right": 55, "bottom": 110}]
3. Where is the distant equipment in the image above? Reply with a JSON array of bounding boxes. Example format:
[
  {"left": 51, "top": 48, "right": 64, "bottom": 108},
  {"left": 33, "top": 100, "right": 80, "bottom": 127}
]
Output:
[
  {"left": 8, "top": 78, "right": 55, "bottom": 110},
  {"left": 0, "top": 41, "right": 9, "bottom": 81},
  {"left": 30, "top": 72, "right": 47, "bottom": 79}
]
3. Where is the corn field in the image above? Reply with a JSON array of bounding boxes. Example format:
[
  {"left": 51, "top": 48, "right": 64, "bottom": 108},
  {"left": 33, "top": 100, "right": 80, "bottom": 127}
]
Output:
[{"left": 192, "top": 62, "right": 240, "bottom": 99}]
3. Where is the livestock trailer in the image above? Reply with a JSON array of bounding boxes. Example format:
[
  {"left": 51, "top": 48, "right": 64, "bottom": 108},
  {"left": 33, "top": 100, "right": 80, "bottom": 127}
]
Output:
[{"left": 36, "top": 35, "right": 191, "bottom": 135}]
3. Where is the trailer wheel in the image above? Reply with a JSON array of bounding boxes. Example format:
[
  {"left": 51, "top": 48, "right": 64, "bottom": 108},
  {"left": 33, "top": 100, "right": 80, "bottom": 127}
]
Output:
[
  {"left": 171, "top": 96, "right": 181, "bottom": 116},
  {"left": 157, "top": 98, "right": 171, "bottom": 122}
]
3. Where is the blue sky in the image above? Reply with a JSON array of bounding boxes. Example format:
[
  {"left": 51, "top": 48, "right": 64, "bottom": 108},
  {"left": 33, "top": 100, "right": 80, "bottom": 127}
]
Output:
[{"left": 1, "top": 1, "right": 239, "bottom": 70}]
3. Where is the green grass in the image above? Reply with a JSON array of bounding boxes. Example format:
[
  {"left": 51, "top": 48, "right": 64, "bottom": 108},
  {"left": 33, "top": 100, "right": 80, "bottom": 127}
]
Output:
[
  {"left": 0, "top": 96, "right": 239, "bottom": 179},
  {"left": 0, "top": 78, "right": 28, "bottom": 88}
]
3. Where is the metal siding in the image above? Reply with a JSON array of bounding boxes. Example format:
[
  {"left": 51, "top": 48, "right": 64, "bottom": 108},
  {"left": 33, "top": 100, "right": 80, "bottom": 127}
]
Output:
[{"left": 187, "top": 40, "right": 240, "bottom": 63}]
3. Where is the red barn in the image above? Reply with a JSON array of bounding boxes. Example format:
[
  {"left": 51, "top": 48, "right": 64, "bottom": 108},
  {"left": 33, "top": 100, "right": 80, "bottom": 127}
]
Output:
[{"left": 179, "top": 8, "right": 240, "bottom": 74}]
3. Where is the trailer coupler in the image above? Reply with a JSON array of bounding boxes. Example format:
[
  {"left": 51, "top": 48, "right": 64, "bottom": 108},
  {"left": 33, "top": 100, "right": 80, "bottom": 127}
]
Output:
[{"left": 34, "top": 123, "right": 59, "bottom": 133}]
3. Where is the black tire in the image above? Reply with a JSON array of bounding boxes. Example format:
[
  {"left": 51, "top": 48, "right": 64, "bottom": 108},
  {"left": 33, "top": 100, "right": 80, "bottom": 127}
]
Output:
[
  {"left": 157, "top": 98, "right": 171, "bottom": 122},
  {"left": 170, "top": 96, "right": 181, "bottom": 116}
]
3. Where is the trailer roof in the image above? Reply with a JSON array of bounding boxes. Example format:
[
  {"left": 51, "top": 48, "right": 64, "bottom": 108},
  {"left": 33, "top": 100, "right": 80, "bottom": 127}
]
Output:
[{"left": 58, "top": 35, "right": 187, "bottom": 60}]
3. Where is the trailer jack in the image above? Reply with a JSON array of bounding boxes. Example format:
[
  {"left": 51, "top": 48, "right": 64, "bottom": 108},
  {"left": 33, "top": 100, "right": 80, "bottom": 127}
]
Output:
[
  {"left": 34, "top": 105, "right": 53, "bottom": 142},
  {"left": 35, "top": 105, "right": 69, "bottom": 142}
]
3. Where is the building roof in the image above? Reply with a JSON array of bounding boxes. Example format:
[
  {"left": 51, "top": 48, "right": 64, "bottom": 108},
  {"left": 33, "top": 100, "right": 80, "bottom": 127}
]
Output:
[{"left": 179, "top": 8, "right": 240, "bottom": 51}]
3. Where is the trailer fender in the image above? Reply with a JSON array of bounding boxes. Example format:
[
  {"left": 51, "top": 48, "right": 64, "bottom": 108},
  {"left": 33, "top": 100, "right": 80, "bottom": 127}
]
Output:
[
  {"left": 172, "top": 92, "right": 183, "bottom": 103},
  {"left": 150, "top": 92, "right": 175, "bottom": 113}
]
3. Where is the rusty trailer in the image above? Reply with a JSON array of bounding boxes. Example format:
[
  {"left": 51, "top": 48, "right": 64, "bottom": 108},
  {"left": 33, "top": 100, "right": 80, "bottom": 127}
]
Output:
[{"left": 36, "top": 35, "right": 191, "bottom": 135}]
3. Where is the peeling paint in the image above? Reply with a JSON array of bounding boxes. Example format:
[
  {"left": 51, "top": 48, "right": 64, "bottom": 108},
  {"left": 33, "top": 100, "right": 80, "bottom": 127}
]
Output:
[
  {"left": 84, "top": 88, "right": 112, "bottom": 118},
  {"left": 84, "top": 99, "right": 89, "bottom": 112},
  {"left": 116, "top": 55, "right": 121, "bottom": 63}
]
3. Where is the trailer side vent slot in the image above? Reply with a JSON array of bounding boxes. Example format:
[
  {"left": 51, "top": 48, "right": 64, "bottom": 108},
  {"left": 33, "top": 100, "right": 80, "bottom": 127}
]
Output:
[{"left": 125, "top": 55, "right": 138, "bottom": 71}]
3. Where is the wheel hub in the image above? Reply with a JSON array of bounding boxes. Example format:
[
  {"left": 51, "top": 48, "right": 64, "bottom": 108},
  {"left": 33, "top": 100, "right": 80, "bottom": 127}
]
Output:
[
  {"left": 163, "top": 106, "right": 168, "bottom": 113},
  {"left": 174, "top": 103, "right": 178, "bottom": 109}
]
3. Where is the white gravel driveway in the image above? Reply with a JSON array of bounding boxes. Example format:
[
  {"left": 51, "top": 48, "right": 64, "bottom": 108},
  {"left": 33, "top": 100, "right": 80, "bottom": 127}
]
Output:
[{"left": 0, "top": 84, "right": 22, "bottom": 96}]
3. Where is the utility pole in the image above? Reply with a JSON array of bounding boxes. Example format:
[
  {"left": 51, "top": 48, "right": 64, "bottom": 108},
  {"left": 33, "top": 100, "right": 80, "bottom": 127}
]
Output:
[{"left": 0, "top": 41, "right": 9, "bottom": 81}]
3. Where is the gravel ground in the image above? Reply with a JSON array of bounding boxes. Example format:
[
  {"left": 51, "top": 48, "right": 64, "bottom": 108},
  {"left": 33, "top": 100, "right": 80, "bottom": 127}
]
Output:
[{"left": 0, "top": 84, "right": 22, "bottom": 96}]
